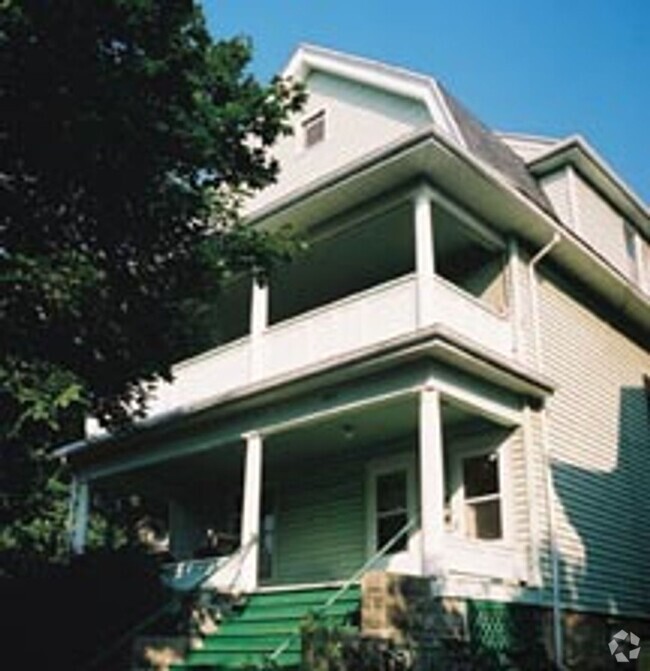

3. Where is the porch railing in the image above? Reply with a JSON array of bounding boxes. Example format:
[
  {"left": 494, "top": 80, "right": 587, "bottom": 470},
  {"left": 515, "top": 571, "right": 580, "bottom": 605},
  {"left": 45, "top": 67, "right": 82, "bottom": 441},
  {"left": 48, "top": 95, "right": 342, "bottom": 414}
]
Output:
[{"left": 266, "top": 516, "right": 419, "bottom": 665}]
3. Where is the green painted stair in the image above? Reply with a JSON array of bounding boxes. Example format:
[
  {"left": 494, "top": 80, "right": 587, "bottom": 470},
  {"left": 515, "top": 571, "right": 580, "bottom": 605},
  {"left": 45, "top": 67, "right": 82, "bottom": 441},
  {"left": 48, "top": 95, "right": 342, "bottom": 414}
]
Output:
[{"left": 171, "top": 584, "right": 361, "bottom": 670}]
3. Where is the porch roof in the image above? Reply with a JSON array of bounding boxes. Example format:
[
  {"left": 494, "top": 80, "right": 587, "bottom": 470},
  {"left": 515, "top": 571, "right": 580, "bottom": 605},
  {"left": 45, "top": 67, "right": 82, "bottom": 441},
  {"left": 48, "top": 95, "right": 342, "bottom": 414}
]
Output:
[{"left": 54, "top": 322, "right": 554, "bottom": 469}]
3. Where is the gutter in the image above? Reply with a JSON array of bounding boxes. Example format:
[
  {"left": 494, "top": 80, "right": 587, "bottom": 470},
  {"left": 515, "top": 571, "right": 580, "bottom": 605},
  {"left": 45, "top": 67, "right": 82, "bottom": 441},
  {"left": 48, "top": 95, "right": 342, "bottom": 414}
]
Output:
[{"left": 528, "top": 232, "right": 564, "bottom": 668}]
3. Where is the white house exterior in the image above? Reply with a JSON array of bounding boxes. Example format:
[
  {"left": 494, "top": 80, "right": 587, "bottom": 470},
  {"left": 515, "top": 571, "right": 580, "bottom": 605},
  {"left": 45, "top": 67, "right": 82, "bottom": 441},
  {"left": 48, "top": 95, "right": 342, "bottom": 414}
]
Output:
[{"left": 60, "top": 45, "right": 650, "bottom": 669}]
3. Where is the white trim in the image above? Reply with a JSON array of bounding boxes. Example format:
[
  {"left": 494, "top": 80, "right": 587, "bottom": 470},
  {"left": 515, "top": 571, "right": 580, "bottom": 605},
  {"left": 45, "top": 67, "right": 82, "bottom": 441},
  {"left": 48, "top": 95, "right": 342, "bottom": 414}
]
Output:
[
  {"left": 283, "top": 44, "right": 466, "bottom": 147},
  {"left": 249, "top": 279, "right": 269, "bottom": 381},
  {"left": 419, "top": 385, "right": 445, "bottom": 574},
  {"left": 522, "top": 405, "right": 542, "bottom": 587},
  {"left": 507, "top": 238, "right": 524, "bottom": 359},
  {"left": 430, "top": 372, "right": 521, "bottom": 427},
  {"left": 427, "top": 184, "right": 506, "bottom": 250},
  {"left": 365, "top": 452, "right": 419, "bottom": 575},
  {"left": 240, "top": 433, "right": 263, "bottom": 592},
  {"left": 414, "top": 187, "right": 435, "bottom": 328},
  {"left": 446, "top": 433, "right": 513, "bottom": 546},
  {"left": 566, "top": 165, "right": 581, "bottom": 233}
]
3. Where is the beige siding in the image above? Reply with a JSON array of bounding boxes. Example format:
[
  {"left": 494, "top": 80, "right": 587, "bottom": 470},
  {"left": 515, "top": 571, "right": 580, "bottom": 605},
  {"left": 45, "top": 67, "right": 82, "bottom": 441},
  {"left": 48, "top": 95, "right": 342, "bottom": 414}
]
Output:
[
  {"left": 509, "top": 425, "right": 532, "bottom": 566},
  {"left": 540, "top": 169, "right": 574, "bottom": 228},
  {"left": 245, "top": 70, "right": 430, "bottom": 214},
  {"left": 573, "top": 172, "right": 633, "bottom": 280},
  {"left": 539, "top": 272, "right": 650, "bottom": 614}
]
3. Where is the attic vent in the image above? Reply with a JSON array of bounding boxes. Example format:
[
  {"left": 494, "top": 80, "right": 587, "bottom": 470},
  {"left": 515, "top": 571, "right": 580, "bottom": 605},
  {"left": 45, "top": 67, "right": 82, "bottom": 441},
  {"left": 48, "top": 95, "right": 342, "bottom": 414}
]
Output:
[{"left": 303, "top": 110, "right": 325, "bottom": 148}]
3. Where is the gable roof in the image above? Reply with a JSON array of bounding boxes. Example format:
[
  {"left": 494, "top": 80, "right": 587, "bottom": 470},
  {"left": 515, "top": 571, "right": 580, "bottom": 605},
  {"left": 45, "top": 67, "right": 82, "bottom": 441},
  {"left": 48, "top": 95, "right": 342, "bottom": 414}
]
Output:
[{"left": 283, "top": 44, "right": 551, "bottom": 214}]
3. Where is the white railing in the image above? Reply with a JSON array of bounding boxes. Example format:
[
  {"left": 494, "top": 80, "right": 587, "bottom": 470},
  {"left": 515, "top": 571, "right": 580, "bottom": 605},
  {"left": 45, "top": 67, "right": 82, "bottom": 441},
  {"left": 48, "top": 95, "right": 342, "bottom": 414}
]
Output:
[
  {"left": 430, "top": 276, "right": 513, "bottom": 358},
  {"left": 145, "top": 336, "right": 252, "bottom": 417},
  {"left": 262, "top": 274, "right": 418, "bottom": 379},
  {"left": 161, "top": 535, "right": 258, "bottom": 593},
  {"left": 105, "top": 272, "right": 513, "bottom": 428}
]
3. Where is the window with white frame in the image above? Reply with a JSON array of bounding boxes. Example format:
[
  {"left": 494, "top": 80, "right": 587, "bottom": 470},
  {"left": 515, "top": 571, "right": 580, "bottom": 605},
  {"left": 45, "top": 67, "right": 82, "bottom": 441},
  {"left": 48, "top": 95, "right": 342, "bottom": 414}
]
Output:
[
  {"left": 302, "top": 110, "right": 325, "bottom": 149},
  {"left": 375, "top": 470, "right": 409, "bottom": 553},
  {"left": 447, "top": 434, "right": 510, "bottom": 543},
  {"left": 461, "top": 452, "right": 502, "bottom": 540},
  {"left": 367, "top": 455, "right": 416, "bottom": 557}
]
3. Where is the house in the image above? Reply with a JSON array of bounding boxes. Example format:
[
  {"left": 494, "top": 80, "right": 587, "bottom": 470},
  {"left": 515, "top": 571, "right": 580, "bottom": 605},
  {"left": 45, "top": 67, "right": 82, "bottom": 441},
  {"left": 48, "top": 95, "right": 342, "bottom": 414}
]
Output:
[{"left": 58, "top": 45, "right": 650, "bottom": 669}]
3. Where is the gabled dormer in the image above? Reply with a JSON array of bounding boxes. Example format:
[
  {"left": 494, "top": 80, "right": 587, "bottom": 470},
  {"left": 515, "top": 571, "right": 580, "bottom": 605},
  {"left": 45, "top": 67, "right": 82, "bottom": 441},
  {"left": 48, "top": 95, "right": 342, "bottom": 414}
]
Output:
[{"left": 503, "top": 134, "right": 650, "bottom": 293}]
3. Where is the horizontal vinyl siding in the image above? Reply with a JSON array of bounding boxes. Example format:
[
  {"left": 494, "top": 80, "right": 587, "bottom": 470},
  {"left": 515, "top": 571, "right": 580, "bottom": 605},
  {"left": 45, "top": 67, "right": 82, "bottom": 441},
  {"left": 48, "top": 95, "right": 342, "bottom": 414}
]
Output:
[
  {"left": 509, "top": 427, "right": 530, "bottom": 557},
  {"left": 539, "top": 273, "right": 650, "bottom": 615},
  {"left": 573, "top": 172, "right": 632, "bottom": 280},
  {"left": 540, "top": 170, "right": 574, "bottom": 228},
  {"left": 245, "top": 70, "right": 430, "bottom": 215}
]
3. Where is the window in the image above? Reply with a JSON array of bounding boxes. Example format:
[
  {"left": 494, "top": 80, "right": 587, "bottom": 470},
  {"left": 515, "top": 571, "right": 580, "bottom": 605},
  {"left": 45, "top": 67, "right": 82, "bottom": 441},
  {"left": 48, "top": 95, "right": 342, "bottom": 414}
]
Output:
[
  {"left": 302, "top": 110, "right": 325, "bottom": 148},
  {"left": 447, "top": 436, "right": 509, "bottom": 543},
  {"left": 367, "top": 455, "right": 415, "bottom": 558},
  {"left": 462, "top": 453, "right": 502, "bottom": 540},
  {"left": 375, "top": 470, "right": 409, "bottom": 553}
]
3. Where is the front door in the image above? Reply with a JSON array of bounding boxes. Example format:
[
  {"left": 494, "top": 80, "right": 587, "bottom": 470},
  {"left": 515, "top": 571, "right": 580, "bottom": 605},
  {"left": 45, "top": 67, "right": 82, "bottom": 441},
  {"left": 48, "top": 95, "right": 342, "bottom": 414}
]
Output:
[{"left": 367, "top": 453, "right": 418, "bottom": 573}]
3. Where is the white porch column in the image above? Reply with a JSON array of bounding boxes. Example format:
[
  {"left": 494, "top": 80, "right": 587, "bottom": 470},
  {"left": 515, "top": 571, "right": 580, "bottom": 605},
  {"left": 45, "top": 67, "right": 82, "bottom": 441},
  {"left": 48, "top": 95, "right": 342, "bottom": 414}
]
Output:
[
  {"left": 249, "top": 279, "right": 269, "bottom": 380},
  {"left": 419, "top": 384, "right": 445, "bottom": 574},
  {"left": 239, "top": 432, "right": 263, "bottom": 592},
  {"left": 414, "top": 187, "right": 435, "bottom": 328},
  {"left": 69, "top": 477, "right": 90, "bottom": 555}
]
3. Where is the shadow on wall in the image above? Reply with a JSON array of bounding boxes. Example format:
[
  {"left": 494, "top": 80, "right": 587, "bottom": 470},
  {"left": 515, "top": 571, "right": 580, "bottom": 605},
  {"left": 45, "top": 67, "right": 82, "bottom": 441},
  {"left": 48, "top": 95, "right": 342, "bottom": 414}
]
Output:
[{"left": 552, "top": 385, "right": 650, "bottom": 670}]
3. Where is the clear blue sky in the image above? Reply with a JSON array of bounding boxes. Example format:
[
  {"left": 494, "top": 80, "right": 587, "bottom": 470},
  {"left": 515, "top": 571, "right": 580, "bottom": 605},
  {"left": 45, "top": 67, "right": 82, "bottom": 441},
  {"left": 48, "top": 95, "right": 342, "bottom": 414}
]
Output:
[{"left": 204, "top": 1, "right": 649, "bottom": 204}]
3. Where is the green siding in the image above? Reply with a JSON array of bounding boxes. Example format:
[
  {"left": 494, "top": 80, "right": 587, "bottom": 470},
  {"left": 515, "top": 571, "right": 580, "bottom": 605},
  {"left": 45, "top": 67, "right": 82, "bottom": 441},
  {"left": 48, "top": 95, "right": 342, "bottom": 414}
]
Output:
[
  {"left": 539, "top": 273, "right": 650, "bottom": 615},
  {"left": 272, "top": 444, "right": 410, "bottom": 585}
]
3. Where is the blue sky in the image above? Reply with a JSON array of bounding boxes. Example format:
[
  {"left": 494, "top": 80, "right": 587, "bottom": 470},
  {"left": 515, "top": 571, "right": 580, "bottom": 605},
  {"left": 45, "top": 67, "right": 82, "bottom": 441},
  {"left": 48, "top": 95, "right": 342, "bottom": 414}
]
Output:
[{"left": 204, "top": 1, "right": 649, "bottom": 204}]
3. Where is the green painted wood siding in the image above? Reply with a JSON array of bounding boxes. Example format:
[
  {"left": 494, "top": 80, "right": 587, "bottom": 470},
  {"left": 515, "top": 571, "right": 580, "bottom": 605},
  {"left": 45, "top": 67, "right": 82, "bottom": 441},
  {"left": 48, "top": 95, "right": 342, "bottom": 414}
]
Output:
[
  {"left": 272, "top": 443, "right": 411, "bottom": 585},
  {"left": 539, "top": 272, "right": 650, "bottom": 615}
]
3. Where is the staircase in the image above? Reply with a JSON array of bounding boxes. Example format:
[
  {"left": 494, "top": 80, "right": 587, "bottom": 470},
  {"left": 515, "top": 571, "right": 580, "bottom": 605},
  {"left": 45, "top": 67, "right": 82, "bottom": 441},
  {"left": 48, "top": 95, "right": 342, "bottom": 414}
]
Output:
[{"left": 170, "top": 584, "right": 361, "bottom": 670}]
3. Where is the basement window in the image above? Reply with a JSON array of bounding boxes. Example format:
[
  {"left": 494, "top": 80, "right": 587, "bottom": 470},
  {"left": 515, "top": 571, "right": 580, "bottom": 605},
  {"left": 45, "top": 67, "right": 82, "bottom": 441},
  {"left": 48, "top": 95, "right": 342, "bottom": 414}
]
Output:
[{"left": 303, "top": 110, "right": 326, "bottom": 148}]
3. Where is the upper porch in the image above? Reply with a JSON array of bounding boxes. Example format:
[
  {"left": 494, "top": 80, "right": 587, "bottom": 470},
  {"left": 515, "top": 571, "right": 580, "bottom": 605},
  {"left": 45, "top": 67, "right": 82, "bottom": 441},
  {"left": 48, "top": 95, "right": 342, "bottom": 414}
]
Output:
[{"left": 96, "top": 183, "right": 527, "bottom": 434}]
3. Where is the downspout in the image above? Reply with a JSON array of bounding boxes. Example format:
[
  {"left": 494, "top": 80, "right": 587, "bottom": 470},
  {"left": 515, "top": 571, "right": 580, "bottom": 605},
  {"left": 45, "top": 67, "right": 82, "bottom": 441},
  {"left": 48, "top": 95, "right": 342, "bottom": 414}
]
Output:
[{"left": 528, "top": 232, "right": 563, "bottom": 667}]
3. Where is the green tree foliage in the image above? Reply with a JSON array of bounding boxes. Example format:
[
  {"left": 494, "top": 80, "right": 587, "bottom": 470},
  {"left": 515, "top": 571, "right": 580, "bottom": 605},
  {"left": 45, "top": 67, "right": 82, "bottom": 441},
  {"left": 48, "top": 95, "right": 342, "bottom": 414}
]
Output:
[{"left": 0, "top": 0, "right": 305, "bottom": 574}]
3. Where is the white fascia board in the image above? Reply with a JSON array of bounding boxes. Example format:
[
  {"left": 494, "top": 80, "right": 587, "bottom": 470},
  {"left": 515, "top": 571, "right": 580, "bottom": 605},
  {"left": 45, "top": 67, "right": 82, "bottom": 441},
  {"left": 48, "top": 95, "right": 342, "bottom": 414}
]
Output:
[{"left": 283, "top": 44, "right": 466, "bottom": 148}]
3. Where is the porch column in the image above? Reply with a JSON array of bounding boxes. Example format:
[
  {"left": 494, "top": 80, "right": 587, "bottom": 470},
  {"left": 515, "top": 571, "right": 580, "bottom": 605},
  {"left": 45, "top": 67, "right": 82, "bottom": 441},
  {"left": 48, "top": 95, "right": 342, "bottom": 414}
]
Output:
[
  {"left": 239, "top": 431, "right": 263, "bottom": 592},
  {"left": 413, "top": 186, "right": 435, "bottom": 328},
  {"left": 69, "top": 476, "right": 90, "bottom": 555},
  {"left": 419, "top": 384, "right": 445, "bottom": 574},
  {"left": 249, "top": 278, "right": 269, "bottom": 380}
]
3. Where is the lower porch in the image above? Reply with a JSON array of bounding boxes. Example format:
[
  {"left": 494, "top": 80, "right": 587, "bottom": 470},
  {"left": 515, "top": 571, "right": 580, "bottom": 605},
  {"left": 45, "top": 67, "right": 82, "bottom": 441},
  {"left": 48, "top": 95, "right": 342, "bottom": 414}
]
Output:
[{"left": 80, "top": 378, "right": 531, "bottom": 597}]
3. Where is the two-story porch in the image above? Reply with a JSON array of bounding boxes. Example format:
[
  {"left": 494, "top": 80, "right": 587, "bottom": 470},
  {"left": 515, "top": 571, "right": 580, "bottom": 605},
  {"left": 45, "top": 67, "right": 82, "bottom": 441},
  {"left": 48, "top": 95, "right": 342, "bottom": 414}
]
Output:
[{"left": 83, "top": 182, "right": 522, "bottom": 437}]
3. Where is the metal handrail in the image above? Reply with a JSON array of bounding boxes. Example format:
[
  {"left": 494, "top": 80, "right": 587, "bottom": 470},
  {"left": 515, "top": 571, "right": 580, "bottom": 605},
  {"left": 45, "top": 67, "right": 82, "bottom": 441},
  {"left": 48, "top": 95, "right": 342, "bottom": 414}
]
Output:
[
  {"left": 266, "top": 516, "right": 419, "bottom": 665},
  {"left": 83, "top": 533, "right": 258, "bottom": 671}
]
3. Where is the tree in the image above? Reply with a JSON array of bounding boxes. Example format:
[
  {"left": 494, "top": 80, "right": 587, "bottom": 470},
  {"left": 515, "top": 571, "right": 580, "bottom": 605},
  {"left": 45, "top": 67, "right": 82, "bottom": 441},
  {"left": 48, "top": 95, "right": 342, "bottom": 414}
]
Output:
[{"left": 0, "top": 0, "right": 305, "bottom": 573}]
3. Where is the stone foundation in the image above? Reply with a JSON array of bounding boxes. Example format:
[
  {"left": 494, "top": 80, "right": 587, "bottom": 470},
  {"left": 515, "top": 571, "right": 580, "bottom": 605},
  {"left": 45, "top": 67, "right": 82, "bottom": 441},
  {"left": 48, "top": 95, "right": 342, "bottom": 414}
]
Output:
[{"left": 360, "top": 571, "right": 650, "bottom": 670}]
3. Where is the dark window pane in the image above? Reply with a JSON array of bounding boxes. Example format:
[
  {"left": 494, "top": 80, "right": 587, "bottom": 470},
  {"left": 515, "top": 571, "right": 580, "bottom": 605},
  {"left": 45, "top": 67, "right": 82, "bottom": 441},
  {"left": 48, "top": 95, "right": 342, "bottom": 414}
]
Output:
[
  {"left": 463, "top": 454, "right": 499, "bottom": 498},
  {"left": 304, "top": 113, "right": 325, "bottom": 147},
  {"left": 466, "top": 500, "right": 502, "bottom": 540},
  {"left": 377, "top": 513, "right": 408, "bottom": 553},
  {"left": 376, "top": 471, "right": 407, "bottom": 513}
]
